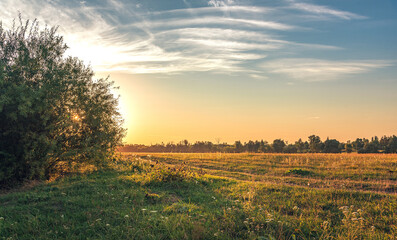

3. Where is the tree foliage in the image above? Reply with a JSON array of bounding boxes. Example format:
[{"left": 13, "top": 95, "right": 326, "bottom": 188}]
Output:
[
  {"left": 0, "top": 18, "right": 125, "bottom": 184},
  {"left": 120, "top": 135, "right": 397, "bottom": 154}
]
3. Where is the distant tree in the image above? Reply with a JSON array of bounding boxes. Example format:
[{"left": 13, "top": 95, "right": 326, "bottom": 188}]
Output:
[
  {"left": 352, "top": 138, "right": 365, "bottom": 153},
  {"left": 259, "top": 140, "right": 271, "bottom": 153},
  {"left": 234, "top": 141, "right": 244, "bottom": 153},
  {"left": 384, "top": 135, "right": 397, "bottom": 153},
  {"left": 272, "top": 139, "right": 286, "bottom": 153},
  {"left": 323, "top": 138, "right": 341, "bottom": 153},
  {"left": 380, "top": 136, "right": 389, "bottom": 152},
  {"left": 308, "top": 135, "right": 323, "bottom": 153},
  {"left": 283, "top": 144, "right": 297, "bottom": 153},
  {"left": 295, "top": 138, "right": 309, "bottom": 153},
  {"left": 0, "top": 18, "right": 125, "bottom": 184},
  {"left": 359, "top": 137, "right": 380, "bottom": 153},
  {"left": 345, "top": 142, "right": 353, "bottom": 153}
]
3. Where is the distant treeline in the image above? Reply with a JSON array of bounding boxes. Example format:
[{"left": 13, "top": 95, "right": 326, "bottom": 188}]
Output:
[{"left": 119, "top": 135, "right": 397, "bottom": 153}]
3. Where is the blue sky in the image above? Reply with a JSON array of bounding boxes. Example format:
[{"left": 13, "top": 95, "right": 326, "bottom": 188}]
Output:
[{"left": 1, "top": 0, "right": 397, "bottom": 143}]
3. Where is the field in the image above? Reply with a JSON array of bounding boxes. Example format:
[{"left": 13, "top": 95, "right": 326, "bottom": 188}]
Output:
[{"left": 1, "top": 153, "right": 397, "bottom": 239}]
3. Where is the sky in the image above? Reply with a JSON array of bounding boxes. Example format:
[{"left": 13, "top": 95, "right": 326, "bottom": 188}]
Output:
[{"left": 1, "top": 0, "right": 397, "bottom": 144}]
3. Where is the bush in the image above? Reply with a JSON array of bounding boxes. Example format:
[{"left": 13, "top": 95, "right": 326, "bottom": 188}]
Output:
[
  {"left": 285, "top": 168, "right": 313, "bottom": 176},
  {"left": 0, "top": 17, "right": 125, "bottom": 185}
]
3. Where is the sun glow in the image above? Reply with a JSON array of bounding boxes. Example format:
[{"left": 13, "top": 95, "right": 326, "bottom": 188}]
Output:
[{"left": 72, "top": 114, "right": 80, "bottom": 121}]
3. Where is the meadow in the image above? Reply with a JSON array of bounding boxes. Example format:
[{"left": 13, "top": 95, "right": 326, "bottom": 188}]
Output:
[{"left": 1, "top": 153, "right": 396, "bottom": 239}]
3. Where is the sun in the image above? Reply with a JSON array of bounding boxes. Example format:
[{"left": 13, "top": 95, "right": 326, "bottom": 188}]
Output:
[{"left": 72, "top": 114, "right": 80, "bottom": 121}]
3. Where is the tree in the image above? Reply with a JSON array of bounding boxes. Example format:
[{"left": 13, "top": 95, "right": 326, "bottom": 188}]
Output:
[
  {"left": 295, "top": 138, "right": 309, "bottom": 153},
  {"left": 384, "top": 135, "right": 397, "bottom": 153},
  {"left": 308, "top": 135, "right": 323, "bottom": 153},
  {"left": 283, "top": 144, "right": 297, "bottom": 153},
  {"left": 323, "top": 138, "right": 341, "bottom": 153},
  {"left": 272, "top": 139, "right": 286, "bottom": 153},
  {"left": 352, "top": 138, "right": 364, "bottom": 153},
  {"left": 0, "top": 18, "right": 125, "bottom": 184},
  {"left": 345, "top": 141, "right": 353, "bottom": 153}
]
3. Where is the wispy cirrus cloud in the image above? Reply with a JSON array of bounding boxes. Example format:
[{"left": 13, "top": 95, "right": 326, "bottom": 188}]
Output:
[
  {"left": 289, "top": 2, "right": 366, "bottom": 20},
  {"left": 208, "top": 0, "right": 235, "bottom": 8},
  {"left": 0, "top": 0, "right": 385, "bottom": 80},
  {"left": 262, "top": 58, "right": 393, "bottom": 82}
]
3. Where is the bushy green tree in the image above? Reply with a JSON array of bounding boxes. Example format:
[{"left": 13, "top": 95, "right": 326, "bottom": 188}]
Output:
[
  {"left": 272, "top": 139, "right": 285, "bottom": 153},
  {"left": 308, "top": 135, "right": 323, "bottom": 153},
  {"left": 0, "top": 18, "right": 125, "bottom": 184},
  {"left": 283, "top": 144, "right": 297, "bottom": 153},
  {"left": 323, "top": 138, "right": 341, "bottom": 153}
]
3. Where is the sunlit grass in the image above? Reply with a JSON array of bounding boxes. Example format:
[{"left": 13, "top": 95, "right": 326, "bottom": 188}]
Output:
[{"left": 0, "top": 153, "right": 396, "bottom": 239}]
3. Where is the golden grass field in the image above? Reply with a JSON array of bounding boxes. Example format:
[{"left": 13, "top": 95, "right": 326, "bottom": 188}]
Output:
[
  {"left": 126, "top": 153, "right": 397, "bottom": 195},
  {"left": 1, "top": 153, "right": 396, "bottom": 239}
]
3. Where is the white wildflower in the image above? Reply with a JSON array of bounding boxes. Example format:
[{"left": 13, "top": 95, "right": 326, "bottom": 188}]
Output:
[{"left": 322, "top": 221, "right": 329, "bottom": 229}]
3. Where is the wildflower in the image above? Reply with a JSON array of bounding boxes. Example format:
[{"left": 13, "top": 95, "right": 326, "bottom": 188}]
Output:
[
  {"left": 322, "top": 221, "right": 329, "bottom": 229},
  {"left": 61, "top": 215, "right": 64, "bottom": 218},
  {"left": 61, "top": 192, "right": 66, "bottom": 195},
  {"left": 106, "top": 224, "right": 110, "bottom": 227},
  {"left": 95, "top": 218, "right": 101, "bottom": 222},
  {"left": 243, "top": 221, "right": 248, "bottom": 224},
  {"left": 124, "top": 215, "right": 129, "bottom": 218},
  {"left": 212, "top": 196, "right": 216, "bottom": 200},
  {"left": 0, "top": 217, "right": 4, "bottom": 220},
  {"left": 142, "top": 209, "right": 147, "bottom": 211},
  {"left": 150, "top": 211, "right": 158, "bottom": 213}
]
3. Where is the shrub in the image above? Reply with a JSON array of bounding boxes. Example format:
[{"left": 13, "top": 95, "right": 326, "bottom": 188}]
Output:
[
  {"left": 148, "top": 162, "right": 199, "bottom": 183},
  {"left": 0, "top": 17, "right": 125, "bottom": 185},
  {"left": 285, "top": 168, "right": 313, "bottom": 176}
]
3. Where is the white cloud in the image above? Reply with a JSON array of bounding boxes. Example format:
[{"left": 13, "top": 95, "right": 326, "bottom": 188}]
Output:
[
  {"left": 152, "top": 6, "right": 271, "bottom": 15},
  {"left": 262, "top": 58, "right": 392, "bottom": 82},
  {"left": 208, "top": 0, "right": 235, "bottom": 8},
  {"left": 0, "top": 0, "right": 376, "bottom": 78},
  {"left": 140, "top": 17, "right": 296, "bottom": 31},
  {"left": 289, "top": 2, "right": 366, "bottom": 20}
]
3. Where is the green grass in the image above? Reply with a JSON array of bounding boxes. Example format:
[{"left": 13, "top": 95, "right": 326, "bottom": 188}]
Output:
[{"left": 1, "top": 153, "right": 397, "bottom": 239}]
